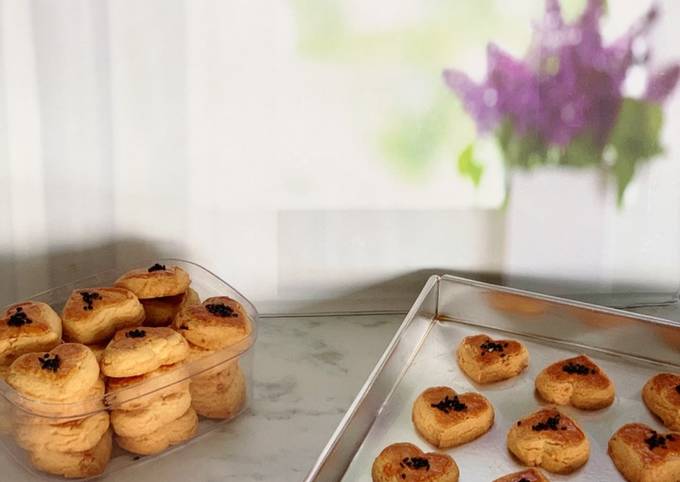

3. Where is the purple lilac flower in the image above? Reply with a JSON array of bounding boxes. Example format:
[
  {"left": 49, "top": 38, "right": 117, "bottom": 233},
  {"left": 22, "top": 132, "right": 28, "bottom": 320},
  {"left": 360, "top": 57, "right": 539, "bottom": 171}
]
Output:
[
  {"left": 645, "top": 64, "right": 680, "bottom": 102},
  {"left": 444, "top": 0, "right": 674, "bottom": 148}
]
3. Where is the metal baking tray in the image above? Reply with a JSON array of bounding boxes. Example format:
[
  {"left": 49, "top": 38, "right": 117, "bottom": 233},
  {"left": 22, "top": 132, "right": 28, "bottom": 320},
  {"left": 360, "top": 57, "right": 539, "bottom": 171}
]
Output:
[{"left": 306, "top": 275, "right": 680, "bottom": 481}]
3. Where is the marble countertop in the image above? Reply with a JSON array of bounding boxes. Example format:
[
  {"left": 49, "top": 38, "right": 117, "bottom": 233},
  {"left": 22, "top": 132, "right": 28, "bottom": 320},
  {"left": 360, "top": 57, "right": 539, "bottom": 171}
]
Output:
[
  {"left": 6, "top": 304, "right": 678, "bottom": 482},
  {"left": 111, "top": 313, "right": 402, "bottom": 482}
]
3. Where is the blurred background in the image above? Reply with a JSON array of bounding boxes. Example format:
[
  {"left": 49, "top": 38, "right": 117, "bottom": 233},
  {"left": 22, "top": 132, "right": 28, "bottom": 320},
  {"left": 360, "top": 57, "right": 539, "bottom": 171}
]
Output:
[{"left": 1, "top": 0, "right": 678, "bottom": 313}]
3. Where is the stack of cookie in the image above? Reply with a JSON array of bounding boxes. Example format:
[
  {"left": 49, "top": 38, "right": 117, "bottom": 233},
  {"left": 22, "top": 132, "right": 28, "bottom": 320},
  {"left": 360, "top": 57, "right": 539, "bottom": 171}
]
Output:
[
  {"left": 101, "top": 326, "right": 197, "bottom": 455},
  {"left": 173, "top": 296, "right": 251, "bottom": 419},
  {"left": 115, "top": 263, "right": 199, "bottom": 327},
  {"left": 6, "top": 344, "right": 111, "bottom": 478}
]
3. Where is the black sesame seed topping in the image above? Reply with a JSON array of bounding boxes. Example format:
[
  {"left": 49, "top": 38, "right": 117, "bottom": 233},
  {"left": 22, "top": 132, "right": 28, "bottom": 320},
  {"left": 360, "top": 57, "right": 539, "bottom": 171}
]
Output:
[
  {"left": 7, "top": 308, "right": 32, "bottom": 327},
  {"left": 480, "top": 340, "right": 504, "bottom": 353},
  {"left": 79, "top": 291, "right": 102, "bottom": 311},
  {"left": 430, "top": 395, "right": 467, "bottom": 414},
  {"left": 667, "top": 434, "right": 675, "bottom": 441},
  {"left": 645, "top": 431, "right": 669, "bottom": 450},
  {"left": 38, "top": 354, "right": 61, "bottom": 372},
  {"left": 205, "top": 303, "right": 236, "bottom": 317},
  {"left": 148, "top": 263, "right": 166, "bottom": 272},
  {"left": 125, "top": 329, "right": 146, "bottom": 338},
  {"left": 562, "top": 362, "right": 594, "bottom": 375},
  {"left": 179, "top": 325, "right": 188, "bottom": 330},
  {"left": 517, "top": 421, "right": 522, "bottom": 426},
  {"left": 675, "top": 384, "right": 680, "bottom": 394},
  {"left": 401, "top": 457, "right": 430, "bottom": 471},
  {"left": 532, "top": 415, "right": 562, "bottom": 432},
  {"left": 518, "top": 479, "right": 530, "bottom": 482}
]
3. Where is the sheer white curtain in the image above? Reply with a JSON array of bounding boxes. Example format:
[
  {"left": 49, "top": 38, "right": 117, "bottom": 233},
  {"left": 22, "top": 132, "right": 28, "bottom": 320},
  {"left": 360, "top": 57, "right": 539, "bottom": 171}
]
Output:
[{"left": 0, "top": 0, "right": 507, "bottom": 311}]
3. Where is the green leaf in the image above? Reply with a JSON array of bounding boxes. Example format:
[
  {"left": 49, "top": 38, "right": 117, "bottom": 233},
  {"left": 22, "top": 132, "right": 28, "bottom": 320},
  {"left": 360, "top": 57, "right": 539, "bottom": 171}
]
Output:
[
  {"left": 496, "top": 120, "right": 547, "bottom": 170},
  {"left": 608, "top": 98, "right": 664, "bottom": 205},
  {"left": 558, "top": 134, "right": 602, "bottom": 167},
  {"left": 457, "top": 143, "right": 484, "bottom": 187}
]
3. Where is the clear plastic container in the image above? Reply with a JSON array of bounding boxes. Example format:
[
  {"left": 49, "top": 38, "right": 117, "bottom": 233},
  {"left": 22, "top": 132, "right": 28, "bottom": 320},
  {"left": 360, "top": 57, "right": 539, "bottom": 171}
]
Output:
[{"left": 0, "top": 259, "right": 257, "bottom": 480}]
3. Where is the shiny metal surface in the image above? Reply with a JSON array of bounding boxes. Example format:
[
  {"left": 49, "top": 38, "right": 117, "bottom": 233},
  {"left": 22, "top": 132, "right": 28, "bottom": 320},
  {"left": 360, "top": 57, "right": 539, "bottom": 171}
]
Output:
[{"left": 307, "top": 275, "right": 680, "bottom": 481}]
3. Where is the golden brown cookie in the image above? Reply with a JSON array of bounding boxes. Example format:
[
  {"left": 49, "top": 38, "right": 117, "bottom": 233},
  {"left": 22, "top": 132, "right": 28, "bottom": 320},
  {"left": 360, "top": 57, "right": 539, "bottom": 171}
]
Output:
[
  {"left": 174, "top": 296, "right": 252, "bottom": 350},
  {"left": 86, "top": 343, "right": 107, "bottom": 365},
  {"left": 535, "top": 355, "right": 615, "bottom": 410},
  {"left": 14, "top": 411, "right": 110, "bottom": 453},
  {"left": 411, "top": 386, "right": 494, "bottom": 448},
  {"left": 371, "top": 442, "right": 459, "bottom": 482},
  {"left": 110, "top": 388, "right": 191, "bottom": 438},
  {"left": 608, "top": 423, "right": 680, "bottom": 482},
  {"left": 456, "top": 334, "right": 529, "bottom": 384},
  {"left": 106, "top": 362, "right": 189, "bottom": 411},
  {"left": 492, "top": 468, "right": 549, "bottom": 482},
  {"left": 115, "top": 264, "right": 191, "bottom": 299},
  {"left": 507, "top": 408, "right": 589, "bottom": 474},
  {"left": 190, "top": 361, "right": 246, "bottom": 419},
  {"left": 62, "top": 287, "right": 144, "bottom": 344},
  {"left": 7, "top": 344, "right": 100, "bottom": 402},
  {"left": 29, "top": 429, "right": 112, "bottom": 479},
  {"left": 13, "top": 377, "right": 105, "bottom": 421},
  {"left": 116, "top": 407, "right": 198, "bottom": 455},
  {"left": 0, "top": 301, "right": 62, "bottom": 367},
  {"left": 185, "top": 342, "right": 239, "bottom": 379},
  {"left": 141, "top": 287, "right": 200, "bottom": 327},
  {"left": 101, "top": 327, "right": 189, "bottom": 377},
  {"left": 642, "top": 373, "right": 680, "bottom": 431}
]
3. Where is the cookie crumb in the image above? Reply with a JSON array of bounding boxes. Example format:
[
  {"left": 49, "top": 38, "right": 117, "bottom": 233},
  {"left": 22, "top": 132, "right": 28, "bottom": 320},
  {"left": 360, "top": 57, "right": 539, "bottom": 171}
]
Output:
[
  {"left": 430, "top": 395, "right": 467, "bottom": 414},
  {"left": 206, "top": 303, "right": 235, "bottom": 317},
  {"left": 402, "top": 457, "right": 430, "bottom": 471},
  {"left": 38, "top": 354, "right": 61, "bottom": 372},
  {"left": 7, "top": 309, "right": 32, "bottom": 327},
  {"left": 80, "top": 291, "right": 102, "bottom": 311},
  {"left": 532, "top": 415, "right": 561, "bottom": 432},
  {"left": 645, "top": 431, "right": 669, "bottom": 450},
  {"left": 562, "top": 362, "right": 593, "bottom": 375},
  {"left": 125, "top": 329, "right": 146, "bottom": 338}
]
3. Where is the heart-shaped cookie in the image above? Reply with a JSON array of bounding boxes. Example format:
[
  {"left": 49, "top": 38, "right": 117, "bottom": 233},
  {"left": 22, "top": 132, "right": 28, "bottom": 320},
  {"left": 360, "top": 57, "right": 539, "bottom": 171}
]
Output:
[
  {"left": 492, "top": 468, "right": 549, "bottom": 482},
  {"left": 7, "top": 343, "right": 100, "bottom": 402},
  {"left": 62, "top": 287, "right": 144, "bottom": 344},
  {"left": 114, "top": 264, "right": 191, "bottom": 299},
  {"left": 173, "top": 296, "right": 252, "bottom": 350},
  {"left": 0, "top": 301, "right": 62, "bottom": 367},
  {"left": 535, "top": 355, "right": 615, "bottom": 410},
  {"left": 371, "top": 442, "right": 459, "bottom": 482},
  {"left": 412, "top": 386, "right": 494, "bottom": 448},
  {"left": 101, "top": 326, "right": 189, "bottom": 377},
  {"left": 608, "top": 423, "right": 680, "bottom": 482},
  {"left": 642, "top": 373, "right": 680, "bottom": 431},
  {"left": 507, "top": 408, "right": 589, "bottom": 474},
  {"left": 457, "top": 334, "right": 529, "bottom": 384}
]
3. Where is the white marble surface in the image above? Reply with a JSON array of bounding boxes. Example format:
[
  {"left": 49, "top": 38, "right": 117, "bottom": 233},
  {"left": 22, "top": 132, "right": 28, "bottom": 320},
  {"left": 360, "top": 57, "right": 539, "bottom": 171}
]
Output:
[
  {"left": 2, "top": 313, "right": 402, "bottom": 482},
  {"left": 113, "top": 314, "right": 401, "bottom": 482}
]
